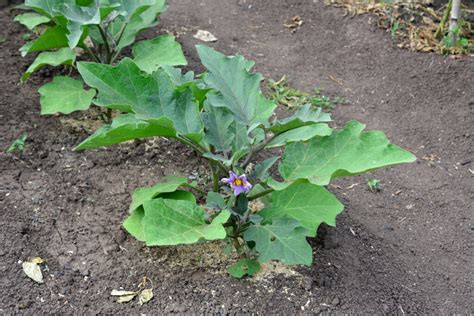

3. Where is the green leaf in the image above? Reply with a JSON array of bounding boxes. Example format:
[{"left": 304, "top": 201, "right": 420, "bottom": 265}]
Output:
[
  {"left": 258, "top": 180, "right": 343, "bottom": 236},
  {"left": 244, "top": 218, "right": 312, "bottom": 265},
  {"left": 78, "top": 60, "right": 203, "bottom": 139},
  {"left": 77, "top": 58, "right": 144, "bottom": 112},
  {"left": 279, "top": 121, "right": 416, "bottom": 185},
  {"left": 227, "top": 259, "right": 260, "bottom": 278},
  {"left": 14, "top": 13, "right": 51, "bottom": 30},
  {"left": 129, "top": 176, "right": 193, "bottom": 212},
  {"left": 109, "top": 0, "right": 166, "bottom": 50},
  {"left": 39, "top": 76, "right": 95, "bottom": 115},
  {"left": 142, "top": 199, "right": 230, "bottom": 246},
  {"left": 267, "top": 124, "right": 332, "bottom": 148},
  {"left": 133, "top": 72, "right": 203, "bottom": 138},
  {"left": 20, "top": 26, "right": 69, "bottom": 56},
  {"left": 55, "top": 1, "right": 101, "bottom": 48},
  {"left": 196, "top": 45, "right": 275, "bottom": 126},
  {"left": 201, "top": 100, "right": 234, "bottom": 151},
  {"left": 124, "top": 189, "right": 195, "bottom": 242},
  {"left": 6, "top": 133, "right": 28, "bottom": 154},
  {"left": 132, "top": 35, "right": 187, "bottom": 73},
  {"left": 25, "top": 0, "right": 68, "bottom": 17},
  {"left": 22, "top": 47, "right": 75, "bottom": 82},
  {"left": 205, "top": 192, "right": 227, "bottom": 211},
  {"left": 74, "top": 114, "right": 176, "bottom": 150},
  {"left": 270, "top": 104, "right": 331, "bottom": 134},
  {"left": 252, "top": 156, "right": 279, "bottom": 181}
]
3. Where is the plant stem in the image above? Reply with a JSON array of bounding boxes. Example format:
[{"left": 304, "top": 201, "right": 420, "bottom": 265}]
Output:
[
  {"left": 209, "top": 162, "right": 220, "bottom": 192},
  {"left": 241, "top": 132, "right": 277, "bottom": 169},
  {"left": 435, "top": 0, "right": 452, "bottom": 39},
  {"left": 449, "top": 0, "right": 461, "bottom": 44},
  {"left": 97, "top": 25, "right": 112, "bottom": 64},
  {"left": 231, "top": 236, "right": 247, "bottom": 259},
  {"left": 191, "top": 185, "right": 208, "bottom": 196},
  {"left": 176, "top": 136, "right": 229, "bottom": 174},
  {"left": 105, "top": 108, "right": 113, "bottom": 123},
  {"left": 248, "top": 187, "right": 274, "bottom": 201},
  {"left": 84, "top": 44, "right": 101, "bottom": 63}
]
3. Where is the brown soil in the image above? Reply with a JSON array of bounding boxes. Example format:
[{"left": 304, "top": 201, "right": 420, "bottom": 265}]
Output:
[{"left": 1, "top": 0, "right": 473, "bottom": 314}]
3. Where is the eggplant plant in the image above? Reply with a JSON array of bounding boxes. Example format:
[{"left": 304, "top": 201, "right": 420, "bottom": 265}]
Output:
[
  {"left": 74, "top": 45, "right": 416, "bottom": 278},
  {"left": 15, "top": 0, "right": 186, "bottom": 116}
]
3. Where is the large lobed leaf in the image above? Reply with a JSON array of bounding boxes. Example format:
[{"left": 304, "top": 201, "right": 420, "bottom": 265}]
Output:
[
  {"left": 22, "top": 47, "right": 75, "bottom": 82},
  {"left": 39, "top": 76, "right": 95, "bottom": 115},
  {"left": 124, "top": 190, "right": 196, "bottom": 242},
  {"left": 77, "top": 59, "right": 203, "bottom": 140},
  {"left": 20, "top": 25, "right": 69, "bottom": 56},
  {"left": 196, "top": 45, "right": 276, "bottom": 127},
  {"left": 270, "top": 104, "right": 332, "bottom": 134},
  {"left": 132, "top": 35, "right": 187, "bottom": 73},
  {"left": 258, "top": 180, "right": 343, "bottom": 236},
  {"left": 279, "top": 120, "right": 416, "bottom": 185},
  {"left": 77, "top": 58, "right": 148, "bottom": 112},
  {"left": 142, "top": 199, "right": 230, "bottom": 246},
  {"left": 244, "top": 217, "right": 312, "bottom": 265},
  {"left": 74, "top": 114, "right": 176, "bottom": 150},
  {"left": 14, "top": 12, "right": 51, "bottom": 30},
  {"left": 55, "top": 1, "right": 101, "bottom": 48},
  {"left": 267, "top": 123, "right": 333, "bottom": 148}
]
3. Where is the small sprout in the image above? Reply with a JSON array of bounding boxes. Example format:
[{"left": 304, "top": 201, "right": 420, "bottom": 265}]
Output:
[
  {"left": 367, "top": 178, "right": 381, "bottom": 192},
  {"left": 6, "top": 133, "right": 27, "bottom": 154},
  {"left": 21, "top": 33, "right": 32, "bottom": 41}
]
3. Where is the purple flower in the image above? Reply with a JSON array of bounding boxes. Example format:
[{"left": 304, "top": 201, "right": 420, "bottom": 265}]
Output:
[{"left": 222, "top": 171, "right": 252, "bottom": 196}]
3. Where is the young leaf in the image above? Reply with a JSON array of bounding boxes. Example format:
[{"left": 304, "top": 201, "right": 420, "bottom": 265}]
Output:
[
  {"left": 205, "top": 192, "right": 227, "bottom": 211},
  {"left": 270, "top": 104, "right": 331, "bottom": 134},
  {"left": 279, "top": 121, "right": 416, "bottom": 185},
  {"left": 74, "top": 114, "right": 176, "bottom": 150},
  {"left": 55, "top": 2, "right": 101, "bottom": 48},
  {"left": 266, "top": 124, "right": 332, "bottom": 148},
  {"left": 14, "top": 13, "right": 50, "bottom": 30},
  {"left": 244, "top": 218, "right": 312, "bottom": 265},
  {"left": 258, "top": 180, "right": 343, "bottom": 236},
  {"left": 22, "top": 47, "right": 75, "bottom": 82},
  {"left": 142, "top": 199, "right": 230, "bottom": 246},
  {"left": 132, "top": 35, "right": 187, "bottom": 73},
  {"left": 196, "top": 45, "right": 275, "bottom": 126},
  {"left": 252, "top": 156, "right": 279, "bottom": 181},
  {"left": 124, "top": 190, "right": 195, "bottom": 242},
  {"left": 227, "top": 259, "right": 260, "bottom": 278},
  {"left": 109, "top": 0, "right": 166, "bottom": 50},
  {"left": 25, "top": 0, "right": 66, "bottom": 18},
  {"left": 6, "top": 133, "right": 28, "bottom": 154},
  {"left": 201, "top": 101, "right": 234, "bottom": 151},
  {"left": 20, "top": 25, "right": 69, "bottom": 56},
  {"left": 39, "top": 76, "right": 95, "bottom": 115}
]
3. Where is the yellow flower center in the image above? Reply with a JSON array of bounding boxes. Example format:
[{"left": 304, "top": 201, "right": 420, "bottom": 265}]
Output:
[{"left": 233, "top": 179, "right": 243, "bottom": 186}]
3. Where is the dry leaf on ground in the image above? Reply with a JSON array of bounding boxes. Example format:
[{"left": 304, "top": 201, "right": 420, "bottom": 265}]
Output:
[
  {"left": 22, "top": 261, "right": 43, "bottom": 283},
  {"left": 193, "top": 30, "right": 218, "bottom": 42}
]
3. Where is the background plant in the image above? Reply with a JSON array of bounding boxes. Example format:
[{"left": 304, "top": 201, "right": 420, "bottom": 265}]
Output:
[
  {"left": 74, "top": 45, "right": 416, "bottom": 278},
  {"left": 15, "top": 0, "right": 187, "bottom": 117}
]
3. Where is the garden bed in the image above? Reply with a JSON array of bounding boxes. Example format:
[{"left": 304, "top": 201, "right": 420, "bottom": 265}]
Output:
[{"left": 1, "top": 0, "right": 472, "bottom": 313}]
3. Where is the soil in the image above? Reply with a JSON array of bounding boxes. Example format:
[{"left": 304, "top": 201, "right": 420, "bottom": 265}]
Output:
[{"left": 1, "top": 0, "right": 473, "bottom": 314}]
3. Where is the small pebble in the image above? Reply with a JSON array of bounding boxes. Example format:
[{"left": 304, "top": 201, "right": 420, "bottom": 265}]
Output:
[{"left": 332, "top": 297, "right": 340, "bottom": 306}]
